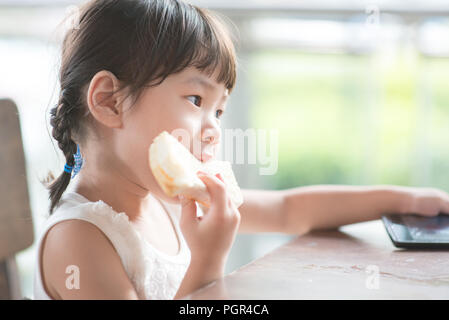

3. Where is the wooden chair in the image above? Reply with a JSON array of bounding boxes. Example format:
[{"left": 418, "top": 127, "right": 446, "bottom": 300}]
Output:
[{"left": 0, "top": 98, "right": 34, "bottom": 299}]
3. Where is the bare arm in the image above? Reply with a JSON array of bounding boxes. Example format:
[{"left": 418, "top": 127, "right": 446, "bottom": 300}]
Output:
[
  {"left": 283, "top": 184, "right": 449, "bottom": 234},
  {"left": 42, "top": 220, "right": 140, "bottom": 300},
  {"left": 174, "top": 173, "right": 240, "bottom": 299},
  {"left": 174, "top": 258, "right": 225, "bottom": 299},
  {"left": 238, "top": 185, "right": 449, "bottom": 235},
  {"left": 237, "top": 189, "right": 287, "bottom": 234}
]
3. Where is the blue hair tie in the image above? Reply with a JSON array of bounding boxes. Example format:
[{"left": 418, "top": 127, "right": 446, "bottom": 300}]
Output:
[
  {"left": 63, "top": 144, "right": 83, "bottom": 179},
  {"left": 72, "top": 144, "right": 83, "bottom": 179}
]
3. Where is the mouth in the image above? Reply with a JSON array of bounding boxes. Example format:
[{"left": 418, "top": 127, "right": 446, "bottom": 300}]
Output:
[
  {"left": 190, "top": 142, "right": 216, "bottom": 163},
  {"left": 193, "top": 151, "right": 213, "bottom": 163},
  {"left": 201, "top": 150, "right": 214, "bottom": 163}
]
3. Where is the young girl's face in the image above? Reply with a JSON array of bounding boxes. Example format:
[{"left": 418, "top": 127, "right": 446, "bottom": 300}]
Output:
[{"left": 116, "top": 66, "right": 229, "bottom": 203}]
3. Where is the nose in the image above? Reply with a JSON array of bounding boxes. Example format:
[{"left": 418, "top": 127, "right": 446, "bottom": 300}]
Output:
[
  {"left": 200, "top": 118, "right": 221, "bottom": 162},
  {"left": 201, "top": 124, "right": 220, "bottom": 146}
]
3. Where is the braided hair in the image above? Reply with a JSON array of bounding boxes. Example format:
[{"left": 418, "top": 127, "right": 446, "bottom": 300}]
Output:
[
  {"left": 46, "top": 88, "right": 82, "bottom": 214},
  {"left": 44, "top": 0, "right": 237, "bottom": 214}
]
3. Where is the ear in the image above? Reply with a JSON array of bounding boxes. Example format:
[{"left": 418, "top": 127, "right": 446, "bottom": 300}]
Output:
[{"left": 86, "top": 70, "right": 126, "bottom": 129}]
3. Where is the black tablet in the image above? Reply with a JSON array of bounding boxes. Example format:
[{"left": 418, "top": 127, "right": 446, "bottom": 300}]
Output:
[{"left": 382, "top": 213, "right": 449, "bottom": 249}]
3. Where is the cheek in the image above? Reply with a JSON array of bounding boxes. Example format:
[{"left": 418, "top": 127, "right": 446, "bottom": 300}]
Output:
[
  {"left": 115, "top": 105, "right": 163, "bottom": 186},
  {"left": 148, "top": 95, "right": 198, "bottom": 133},
  {"left": 118, "top": 95, "right": 202, "bottom": 189},
  {"left": 154, "top": 101, "right": 202, "bottom": 151}
]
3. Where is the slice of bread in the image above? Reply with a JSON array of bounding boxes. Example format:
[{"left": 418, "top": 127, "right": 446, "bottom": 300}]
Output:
[{"left": 149, "top": 131, "right": 243, "bottom": 208}]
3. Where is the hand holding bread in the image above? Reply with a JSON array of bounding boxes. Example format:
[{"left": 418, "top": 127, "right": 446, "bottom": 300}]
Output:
[
  {"left": 149, "top": 131, "right": 242, "bottom": 270},
  {"left": 149, "top": 131, "right": 243, "bottom": 208}
]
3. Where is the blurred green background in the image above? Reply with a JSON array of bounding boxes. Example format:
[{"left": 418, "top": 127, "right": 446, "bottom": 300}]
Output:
[{"left": 249, "top": 49, "right": 449, "bottom": 191}]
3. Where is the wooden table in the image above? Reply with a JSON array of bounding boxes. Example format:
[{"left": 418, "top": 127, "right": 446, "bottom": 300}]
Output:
[{"left": 184, "top": 220, "right": 449, "bottom": 299}]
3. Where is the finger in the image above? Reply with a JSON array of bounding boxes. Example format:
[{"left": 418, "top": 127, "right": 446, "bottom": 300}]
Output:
[
  {"left": 198, "top": 173, "right": 227, "bottom": 210},
  {"left": 215, "top": 173, "right": 225, "bottom": 183},
  {"left": 228, "top": 197, "right": 237, "bottom": 215},
  {"left": 442, "top": 192, "right": 449, "bottom": 211},
  {"left": 441, "top": 199, "right": 449, "bottom": 215},
  {"left": 179, "top": 195, "right": 198, "bottom": 226},
  {"left": 227, "top": 199, "right": 241, "bottom": 223},
  {"left": 434, "top": 190, "right": 449, "bottom": 215}
]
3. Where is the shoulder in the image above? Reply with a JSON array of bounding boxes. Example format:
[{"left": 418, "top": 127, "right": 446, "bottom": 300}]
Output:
[
  {"left": 44, "top": 218, "right": 116, "bottom": 262},
  {"left": 41, "top": 218, "right": 139, "bottom": 299}
]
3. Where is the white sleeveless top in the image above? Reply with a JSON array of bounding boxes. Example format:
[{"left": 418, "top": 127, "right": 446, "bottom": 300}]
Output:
[{"left": 32, "top": 191, "right": 191, "bottom": 300}]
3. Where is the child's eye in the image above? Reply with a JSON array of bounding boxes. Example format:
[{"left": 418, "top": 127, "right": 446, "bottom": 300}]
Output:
[
  {"left": 216, "top": 109, "right": 223, "bottom": 119},
  {"left": 187, "top": 95, "right": 202, "bottom": 107}
]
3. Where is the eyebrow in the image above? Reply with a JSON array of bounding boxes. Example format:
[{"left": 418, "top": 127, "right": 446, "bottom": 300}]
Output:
[{"left": 183, "top": 76, "right": 229, "bottom": 103}]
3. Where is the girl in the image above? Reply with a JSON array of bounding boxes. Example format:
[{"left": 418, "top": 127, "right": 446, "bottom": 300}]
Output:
[{"left": 34, "top": 0, "right": 449, "bottom": 300}]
